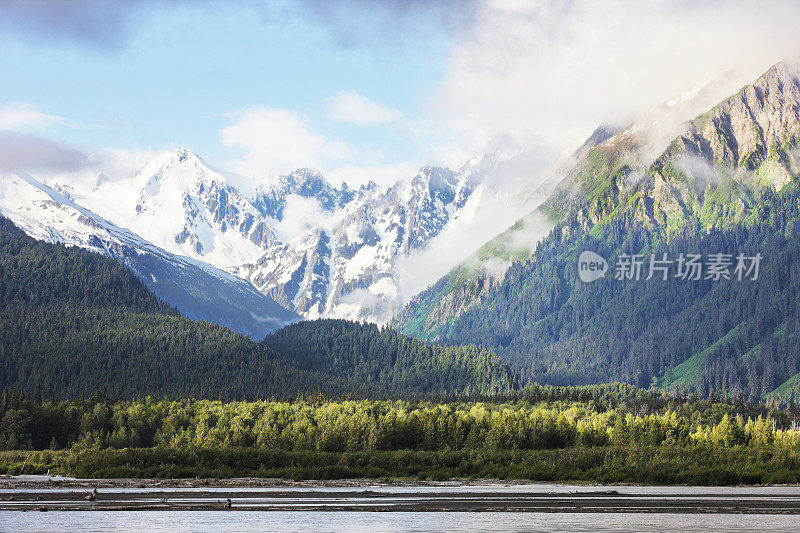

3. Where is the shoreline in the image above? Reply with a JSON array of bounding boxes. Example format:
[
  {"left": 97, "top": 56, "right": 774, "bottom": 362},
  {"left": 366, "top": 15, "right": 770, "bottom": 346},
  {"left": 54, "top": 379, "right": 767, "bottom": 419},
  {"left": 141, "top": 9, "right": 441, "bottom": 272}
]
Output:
[
  {"left": 4, "top": 475, "right": 800, "bottom": 489},
  {"left": 0, "top": 476, "right": 640, "bottom": 489},
  {"left": 2, "top": 477, "right": 800, "bottom": 513}
]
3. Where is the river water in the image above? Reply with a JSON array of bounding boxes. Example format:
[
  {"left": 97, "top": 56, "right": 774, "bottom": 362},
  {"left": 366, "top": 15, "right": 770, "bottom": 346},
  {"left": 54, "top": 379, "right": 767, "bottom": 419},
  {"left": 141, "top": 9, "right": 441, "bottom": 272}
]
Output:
[
  {"left": 2, "top": 510, "right": 799, "bottom": 532},
  {"left": 1, "top": 483, "right": 799, "bottom": 532}
]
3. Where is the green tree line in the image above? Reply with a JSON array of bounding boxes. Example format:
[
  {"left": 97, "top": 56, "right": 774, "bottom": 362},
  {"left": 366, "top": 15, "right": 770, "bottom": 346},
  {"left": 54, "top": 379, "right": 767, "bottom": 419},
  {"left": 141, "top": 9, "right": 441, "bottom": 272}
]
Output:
[{"left": 1, "top": 385, "right": 797, "bottom": 452}]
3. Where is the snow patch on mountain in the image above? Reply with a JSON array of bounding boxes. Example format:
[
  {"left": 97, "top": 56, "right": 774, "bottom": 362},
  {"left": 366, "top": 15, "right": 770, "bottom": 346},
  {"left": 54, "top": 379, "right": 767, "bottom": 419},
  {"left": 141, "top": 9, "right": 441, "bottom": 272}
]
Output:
[
  {"left": 233, "top": 158, "right": 527, "bottom": 323},
  {"left": 81, "top": 149, "right": 278, "bottom": 270},
  {"left": 6, "top": 144, "right": 547, "bottom": 325},
  {"left": 0, "top": 173, "right": 299, "bottom": 338}
]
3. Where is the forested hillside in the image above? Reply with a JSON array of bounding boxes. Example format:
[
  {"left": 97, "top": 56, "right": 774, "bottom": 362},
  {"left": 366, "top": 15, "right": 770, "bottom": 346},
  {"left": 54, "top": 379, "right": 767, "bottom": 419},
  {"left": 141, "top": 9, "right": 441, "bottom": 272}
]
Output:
[
  {"left": 0, "top": 217, "right": 512, "bottom": 398},
  {"left": 396, "top": 62, "right": 800, "bottom": 401},
  {"left": 265, "top": 320, "right": 514, "bottom": 396},
  {"left": 0, "top": 216, "right": 355, "bottom": 398},
  {"left": 428, "top": 184, "right": 800, "bottom": 400}
]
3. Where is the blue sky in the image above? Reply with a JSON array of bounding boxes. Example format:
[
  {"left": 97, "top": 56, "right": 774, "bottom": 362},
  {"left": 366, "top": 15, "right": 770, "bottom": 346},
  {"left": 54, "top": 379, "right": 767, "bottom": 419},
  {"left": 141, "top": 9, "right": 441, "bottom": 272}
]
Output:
[
  {"left": 0, "top": 1, "right": 457, "bottom": 183},
  {"left": 2, "top": 1, "right": 799, "bottom": 186}
]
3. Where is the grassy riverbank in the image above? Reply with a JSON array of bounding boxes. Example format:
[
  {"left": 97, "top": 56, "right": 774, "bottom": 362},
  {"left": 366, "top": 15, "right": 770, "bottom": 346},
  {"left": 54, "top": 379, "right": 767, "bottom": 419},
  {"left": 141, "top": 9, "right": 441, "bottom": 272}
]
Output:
[{"left": 3, "top": 445, "right": 800, "bottom": 485}]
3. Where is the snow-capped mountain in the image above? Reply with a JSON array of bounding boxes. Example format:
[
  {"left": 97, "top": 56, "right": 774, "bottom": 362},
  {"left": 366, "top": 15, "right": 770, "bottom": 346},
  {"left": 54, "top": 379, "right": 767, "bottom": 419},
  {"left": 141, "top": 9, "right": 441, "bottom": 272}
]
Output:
[
  {"left": 231, "top": 163, "right": 498, "bottom": 322},
  {"left": 3, "top": 146, "right": 534, "bottom": 325},
  {"left": 0, "top": 174, "right": 299, "bottom": 338},
  {"left": 81, "top": 149, "right": 278, "bottom": 270},
  {"left": 252, "top": 168, "right": 358, "bottom": 223}
]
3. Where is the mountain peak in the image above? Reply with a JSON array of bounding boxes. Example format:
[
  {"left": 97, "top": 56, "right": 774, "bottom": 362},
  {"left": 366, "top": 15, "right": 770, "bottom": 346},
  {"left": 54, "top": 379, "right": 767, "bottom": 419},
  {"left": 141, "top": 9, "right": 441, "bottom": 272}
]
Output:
[
  {"left": 134, "top": 148, "right": 226, "bottom": 196},
  {"left": 747, "top": 60, "right": 800, "bottom": 102},
  {"left": 286, "top": 168, "right": 330, "bottom": 189},
  {"left": 137, "top": 148, "right": 201, "bottom": 176},
  {"left": 412, "top": 165, "right": 460, "bottom": 193},
  {"left": 88, "top": 173, "right": 114, "bottom": 193},
  {"left": 577, "top": 124, "right": 624, "bottom": 153},
  {"left": 261, "top": 168, "right": 332, "bottom": 194},
  {"left": 167, "top": 148, "right": 216, "bottom": 173},
  {"left": 678, "top": 59, "right": 800, "bottom": 176},
  {"left": 168, "top": 147, "right": 202, "bottom": 163},
  {"left": 759, "top": 60, "right": 797, "bottom": 80}
]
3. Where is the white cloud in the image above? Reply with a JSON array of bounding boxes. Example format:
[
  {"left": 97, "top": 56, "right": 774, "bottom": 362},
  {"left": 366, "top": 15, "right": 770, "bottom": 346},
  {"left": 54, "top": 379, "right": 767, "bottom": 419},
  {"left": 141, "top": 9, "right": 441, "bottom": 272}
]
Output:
[
  {"left": 389, "top": 0, "right": 800, "bottom": 297},
  {"left": 395, "top": 189, "right": 524, "bottom": 302},
  {"left": 0, "top": 132, "right": 85, "bottom": 174},
  {"left": 327, "top": 91, "right": 403, "bottom": 126},
  {"left": 433, "top": 0, "right": 800, "bottom": 156},
  {"left": 27, "top": 146, "right": 160, "bottom": 197},
  {"left": 394, "top": 146, "right": 559, "bottom": 302},
  {"left": 273, "top": 195, "right": 345, "bottom": 242},
  {"left": 0, "top": 102, "right": 64, "bottom": 130},
  {"left": 0, "top": 127, "right": 156, "bottom": 192},
  {"left": 220, "top": 106, "right": 353, "bottom": 176},
  {"left": 82, "top": 147, "right": 158, "bottom": 179}
]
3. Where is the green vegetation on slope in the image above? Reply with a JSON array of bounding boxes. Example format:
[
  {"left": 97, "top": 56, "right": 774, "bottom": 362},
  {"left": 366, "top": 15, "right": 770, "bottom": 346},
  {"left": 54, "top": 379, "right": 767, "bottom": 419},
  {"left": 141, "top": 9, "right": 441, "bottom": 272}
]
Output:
[
  {"left": 420, "top": 183, "right": 800, "bottom": 400},
  {"left": 264, "top": 319, "right": 515, "bottom": 396},
  {"left": 0, "top": 217, "right": 354, "bottom": 398},
  {"left": 769, "top": 373, "right": 800, "bottom": 400},
  {"left": 0, "top": 217, "right": 512, "bottom": 399},
  {"left": 657, "top": 325, "right": 741, "bottom": 388},
  {"left": 396, "top": 64, "right": 800, "bottom": 401}
]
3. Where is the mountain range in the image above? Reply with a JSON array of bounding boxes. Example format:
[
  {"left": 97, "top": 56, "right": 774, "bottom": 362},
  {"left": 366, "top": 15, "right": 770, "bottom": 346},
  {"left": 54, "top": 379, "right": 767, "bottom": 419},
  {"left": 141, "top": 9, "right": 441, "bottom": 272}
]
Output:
[
  {"left": 4, "top": 60, "right": 800, "bottom": 401},
  {"left": 0, "top": 146, "right": 535, "bottom": 336},
  {"left": 395, "top": 61, "right": 800, "bottom": 401},
  {"left": 0, "top": 173, "right": 298, "bottom": 338}
]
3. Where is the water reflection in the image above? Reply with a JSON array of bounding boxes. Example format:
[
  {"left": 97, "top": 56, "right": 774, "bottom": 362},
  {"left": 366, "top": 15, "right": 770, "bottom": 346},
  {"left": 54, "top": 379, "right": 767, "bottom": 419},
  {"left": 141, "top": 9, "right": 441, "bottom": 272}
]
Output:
[{"left": 1, "top": 510, "right": 798, "bottom": 533}]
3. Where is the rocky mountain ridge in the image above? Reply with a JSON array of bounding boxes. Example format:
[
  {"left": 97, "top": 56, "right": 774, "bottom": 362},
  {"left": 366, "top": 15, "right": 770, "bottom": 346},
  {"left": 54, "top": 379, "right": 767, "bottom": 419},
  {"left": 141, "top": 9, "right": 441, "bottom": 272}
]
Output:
[
  {"left": 232, "top": 163, "right": 490, "bottom": 321},
  {"left": 2, "top": 143, "right": 526, "bottom": 324},
  {"left": 395, "top": 61, "right": 800, "bottom": 341},
  {"left": 393, "top": 61, "right": 800, "bottom": 399}
]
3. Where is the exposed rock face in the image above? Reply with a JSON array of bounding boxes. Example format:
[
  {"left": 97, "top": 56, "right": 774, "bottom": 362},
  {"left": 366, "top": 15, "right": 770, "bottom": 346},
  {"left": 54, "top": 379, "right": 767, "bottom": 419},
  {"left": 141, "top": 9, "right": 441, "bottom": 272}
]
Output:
[
  {"left": 233, "top": 164, "right": 484, "bottom": 322},
  {"left": 542, "top": 62, "right": 800, "bottom": 237},
  {"left": 698, "top": 62, "right": 800, "bottom": 172},
  {"left": 640, "top": 62, "right": 800, "bottom": 231},
  {"left": 395, "top": 166, "right": 468, "bottom": 251},
  {"left": 236, "top": 227, "right": 332, "bottom": 317},
  {"left": 252, "top": 168, "right": 357, "bottom": 221}
]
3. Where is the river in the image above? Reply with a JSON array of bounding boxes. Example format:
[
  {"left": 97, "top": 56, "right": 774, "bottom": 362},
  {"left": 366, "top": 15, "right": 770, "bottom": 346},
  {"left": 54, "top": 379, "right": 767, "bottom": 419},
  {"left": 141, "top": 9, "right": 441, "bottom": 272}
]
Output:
[{"left": 1, "top": 482, "right": 799, "bottom": 532}]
